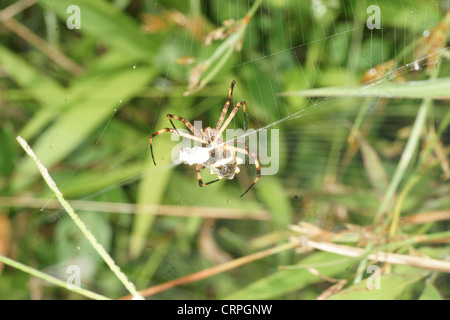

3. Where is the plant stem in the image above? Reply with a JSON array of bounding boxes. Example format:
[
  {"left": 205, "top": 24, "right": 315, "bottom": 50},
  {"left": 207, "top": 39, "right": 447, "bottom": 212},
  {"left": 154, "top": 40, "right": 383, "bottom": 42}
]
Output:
[
  {"left": 388, "top": 175, "right": 421, "bottom": 239},
  {"left": 16, "top": 136, "right": 144, "bottom": 300},
  {"left": 184, "top": 0, "right": 263, "bottom": 96},
  {"left": 120, "top": 241, "right": 297, "bottom": 300},
  {"left": 374, "top": 98, "right": 431, "bottom": 221},
  {"left": 0, "top": 254, "right": 109, "bottom": 300}
]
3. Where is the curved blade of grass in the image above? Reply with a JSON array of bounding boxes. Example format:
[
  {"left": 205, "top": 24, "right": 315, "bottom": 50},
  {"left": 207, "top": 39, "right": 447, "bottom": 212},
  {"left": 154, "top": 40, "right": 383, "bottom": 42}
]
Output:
[
  {"left": 374, "top": 97, "right": 431, "bottom": 220},
  {"left": 328, "top": 272, "right": 428, "bottom": 300},
  {"left": 0, "top": 254, "right": 109, "bottom": 300},
  {"left": 21, "top": 51, "right": 145, "bottom": 140},
  {"left": 11, "top": 67, "right": 155, "bottom": 192},
  {"left": 0, "top": 46, "right": 141, "bottom": 141},
  {"left": 0, "top": 45, "right": 65, "bottom": 107},
  {"left": 280, "top": 77, "right": 450, "bottom": 100},
  {"left": 38, "top": 0, "right": 155, "bottom": 59},
  {"left": 224, "top": 252, "right": 356, "bottom": 300},
  {"left": 387, "top": 110, "right": 450, "bottom": 262},
  {"left": 16, "top": 136, "right": 143, "bottom": 300}
]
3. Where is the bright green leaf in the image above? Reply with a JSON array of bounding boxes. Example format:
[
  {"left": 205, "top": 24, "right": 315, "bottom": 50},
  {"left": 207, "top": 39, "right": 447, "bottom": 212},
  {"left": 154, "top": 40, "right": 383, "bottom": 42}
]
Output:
[{"left": 328, "top": 272, "right": 428, "bottom": 300}]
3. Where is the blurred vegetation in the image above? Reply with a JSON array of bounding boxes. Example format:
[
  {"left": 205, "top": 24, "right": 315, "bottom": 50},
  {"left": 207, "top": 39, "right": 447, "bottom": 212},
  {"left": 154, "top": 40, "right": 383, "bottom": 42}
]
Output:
[{"left": 0, "top": 0, "right": 449, "bottom": 300}]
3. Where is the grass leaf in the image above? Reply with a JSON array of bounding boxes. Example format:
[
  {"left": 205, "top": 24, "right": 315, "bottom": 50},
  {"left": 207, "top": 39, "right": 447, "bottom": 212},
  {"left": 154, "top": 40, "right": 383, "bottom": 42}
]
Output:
[
  {"left": 280, "top": 78, "right": 450, "bottom": 100},
  {"left": 12, "top": 67, "right": 155, "bottom": 192},
  {"left": 328, "top": 272, "right": 428, "bottom": 300},
  {"left": 224, "top": 252, "right": 356, "bottom": 300}
]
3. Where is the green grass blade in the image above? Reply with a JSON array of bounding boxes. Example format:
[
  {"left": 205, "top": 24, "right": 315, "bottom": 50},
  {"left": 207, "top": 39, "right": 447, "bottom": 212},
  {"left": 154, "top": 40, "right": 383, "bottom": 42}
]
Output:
[
  {"left": 16, "top": 136, "right": 143, "bottom": 299},
  {"left": 280, "top": 78, "right": 450, "bottom": 100},
  {"left": 328, "top": 272, "right": 428, "bottom": 300},
  {"left": 38, "top": 0, "right": 156, "bottom": 59},
  {"left": 12, "top": 67, "right": 155, "bottom": 192},
  {"left": 224, "top": 252, "right": 356, "bottom": 300},
  {"left": 0, "top": 45, "right": 65, "bottom": 107},
  {"left": 0, "top": 254, "right": 109, "bottom": 300},
  {"left": 419, "top": 282, "right": 442, "bottom": 300}
]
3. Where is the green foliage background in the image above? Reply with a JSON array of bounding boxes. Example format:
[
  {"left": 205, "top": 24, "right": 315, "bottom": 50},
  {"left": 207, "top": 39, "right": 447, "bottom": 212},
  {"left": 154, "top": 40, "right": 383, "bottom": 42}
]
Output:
[{"left": 0, "top": 0, "right": 449, "bottom": 299}]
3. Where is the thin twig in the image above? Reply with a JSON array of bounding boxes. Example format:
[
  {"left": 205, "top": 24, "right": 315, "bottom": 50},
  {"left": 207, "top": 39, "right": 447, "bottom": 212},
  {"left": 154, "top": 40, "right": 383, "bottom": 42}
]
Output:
[
  {"left": 0, "top": 254, "right": 109, "bottom": 300},
  {"left": 401, "top": 210, "right": 450, "bottom": 225},
  {"left": 306, "top": 240, "right": 450, "bottom": 273},
  {"left": 16, "top": 136, "right": 143, "bottom": 300},
  {"left": 0, "top": 196, "right": 271, "bottom": 221},
  {"left": 1, "top": 17, "right": 83, "bottom": 76},
  {"left": 0, "top": 0, "right": 36, "bottom": 21},
  {"left": 119, "top": 242, "right": 297, "bottom": 300}
]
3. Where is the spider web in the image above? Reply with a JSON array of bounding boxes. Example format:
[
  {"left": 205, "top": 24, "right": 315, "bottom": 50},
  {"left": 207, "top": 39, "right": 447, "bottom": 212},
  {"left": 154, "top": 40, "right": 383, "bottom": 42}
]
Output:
[
  {"left": 14, "top": 0, "right": 450, "bottom": 296},
  {"left": 139, "top": 0, "right": 450, "bottom": 193}
]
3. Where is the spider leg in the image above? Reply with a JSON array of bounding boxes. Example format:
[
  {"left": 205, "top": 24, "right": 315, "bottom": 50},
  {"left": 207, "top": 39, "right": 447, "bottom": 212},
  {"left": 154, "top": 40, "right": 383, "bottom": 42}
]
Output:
[
  {"left": 166, "top": 114, "right": 201, "bottom": 137},
  {"left": 229, "top": 145, "right": 249, "bottom": 155},
  {"left": 196, "top": 164, "right": 220, "bottom": 187},
  {"left": 214, "top": 101, "right": 246, "bottom": 142},
  {"left": 225, "top": 144, "right": 261, "bottom": 197},
  {"left": 150, "top": 128, "right": 204, "bottom": 165},
  {"left": 231, "top": 138, "right": 249, "bottom": 167},
  {"left": 222, "top": 138, "right": 249, "bottom": 167},
  {"left": 240, "top": 151, "right": 261, "bottom": 197},
  {"left": 215, "top": 80, "right": 236, "bottom": 131}
]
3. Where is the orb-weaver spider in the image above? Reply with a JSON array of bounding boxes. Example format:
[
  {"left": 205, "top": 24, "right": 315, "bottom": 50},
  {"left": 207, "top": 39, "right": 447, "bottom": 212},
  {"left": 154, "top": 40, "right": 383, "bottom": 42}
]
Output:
[{"left": 149, "top": 80, "right": 261, "bottom": 197}]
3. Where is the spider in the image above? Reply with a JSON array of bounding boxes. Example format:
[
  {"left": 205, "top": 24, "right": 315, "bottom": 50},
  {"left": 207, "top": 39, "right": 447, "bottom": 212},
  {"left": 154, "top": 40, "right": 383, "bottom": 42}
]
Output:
[{"left": 149, "top": 80, "right": 261, "bottom": 197}]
